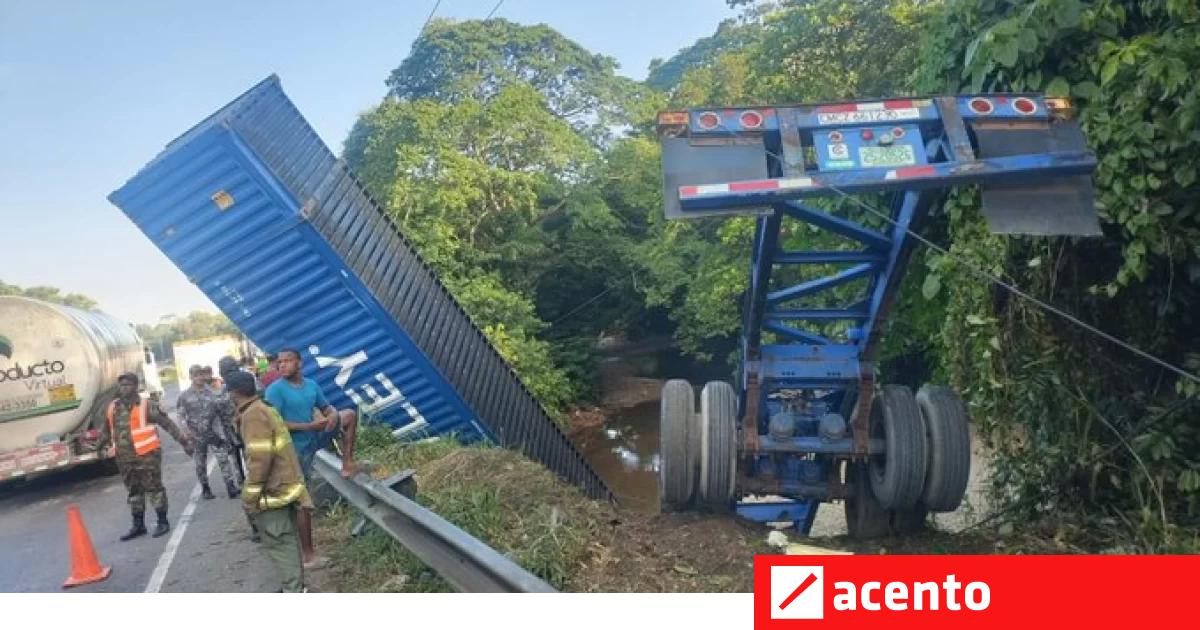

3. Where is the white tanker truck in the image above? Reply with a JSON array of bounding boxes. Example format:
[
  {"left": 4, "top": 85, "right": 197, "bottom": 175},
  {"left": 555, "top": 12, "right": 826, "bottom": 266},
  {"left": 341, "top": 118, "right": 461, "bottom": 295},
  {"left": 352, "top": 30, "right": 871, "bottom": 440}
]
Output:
[{"left": 0, "top": 296, "right": 162, "bottom": 482}]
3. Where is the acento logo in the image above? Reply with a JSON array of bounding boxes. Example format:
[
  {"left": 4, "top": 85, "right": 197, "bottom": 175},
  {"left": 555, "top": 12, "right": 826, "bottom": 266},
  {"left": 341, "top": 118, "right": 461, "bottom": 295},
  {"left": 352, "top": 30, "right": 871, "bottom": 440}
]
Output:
[{"left": 0, "top": 360, "right": 66, "bottom": 383}]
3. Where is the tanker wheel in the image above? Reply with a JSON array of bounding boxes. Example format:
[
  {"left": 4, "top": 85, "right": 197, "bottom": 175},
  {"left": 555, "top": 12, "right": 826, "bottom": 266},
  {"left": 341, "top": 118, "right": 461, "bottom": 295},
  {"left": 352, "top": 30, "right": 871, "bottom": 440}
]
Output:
[
  {"left": 96, "top": 457, "right": 120, "bottom": 477},
  {"left": 659, "top": 379, "right": 697, "bottom": 509},
  {"left": 916, "top": 385, "right": 971, "bottom": 512},
  {"left": 868, "top": 385, "right": 927, "bottom": 510},
  {"left": 845, "top": 462, "right": 890, "bottom": 539},
  {"left": 697, "top": 381, "right": 737, "bottom": 509}
]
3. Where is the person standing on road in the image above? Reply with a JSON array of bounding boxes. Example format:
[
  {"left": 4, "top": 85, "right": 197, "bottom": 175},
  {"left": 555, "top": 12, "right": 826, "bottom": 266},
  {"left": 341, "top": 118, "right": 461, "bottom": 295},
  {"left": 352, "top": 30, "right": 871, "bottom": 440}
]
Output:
[
  {"left": 201, "top": 365, "right": 224, "bottom": 392},
  {"left": 177, "top": 365, "right": 240, "bottom": 500},
  {"left": 95, "top": 372, "right": 193, "bottom": 540},
  {"left": 264, "top": 347, "right": 360, "bottom": 568},
  {"left": 226, "top": 371, "right": 310, "bottom": 593}
]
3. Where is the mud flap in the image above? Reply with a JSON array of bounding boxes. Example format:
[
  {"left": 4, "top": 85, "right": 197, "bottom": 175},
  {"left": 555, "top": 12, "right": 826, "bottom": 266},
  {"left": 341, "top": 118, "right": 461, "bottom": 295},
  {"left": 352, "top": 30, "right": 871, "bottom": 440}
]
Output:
[
  {"left": 661, "top": 137, "right": 772, "bottom": 219},
  {"left": 974, "top": 119, "right": 1102, "bottom": 236}
]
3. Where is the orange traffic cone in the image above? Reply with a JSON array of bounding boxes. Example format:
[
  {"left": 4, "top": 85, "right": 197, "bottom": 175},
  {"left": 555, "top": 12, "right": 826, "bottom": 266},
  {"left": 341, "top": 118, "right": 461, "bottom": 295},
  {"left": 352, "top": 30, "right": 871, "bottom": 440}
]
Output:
[{"left": 62, "top": 504, "right": 112, "bottom": 588}]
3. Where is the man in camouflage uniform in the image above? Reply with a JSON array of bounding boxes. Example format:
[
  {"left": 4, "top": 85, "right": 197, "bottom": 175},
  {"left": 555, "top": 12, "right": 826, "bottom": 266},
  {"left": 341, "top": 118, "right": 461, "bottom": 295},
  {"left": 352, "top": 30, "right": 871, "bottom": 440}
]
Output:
[
  {"left": 96, "top": 372, "right": 193, "bottom": 540},
  {"left": 177, "top": 365, "right": 240, "bottom": 499}
]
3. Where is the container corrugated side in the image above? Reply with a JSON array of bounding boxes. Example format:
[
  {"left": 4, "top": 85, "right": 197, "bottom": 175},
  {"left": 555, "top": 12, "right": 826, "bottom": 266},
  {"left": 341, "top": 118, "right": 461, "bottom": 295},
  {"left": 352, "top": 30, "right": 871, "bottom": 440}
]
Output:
[{"left": 109, "top": 76, "right": 611, "bottom": 501}]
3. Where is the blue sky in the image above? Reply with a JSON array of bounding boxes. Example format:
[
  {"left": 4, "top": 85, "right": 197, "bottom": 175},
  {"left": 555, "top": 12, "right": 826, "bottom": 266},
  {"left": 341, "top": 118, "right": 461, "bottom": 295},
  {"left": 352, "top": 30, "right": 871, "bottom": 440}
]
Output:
[{"left": 0, "top": 0, "right": 735, "bottom": 324}]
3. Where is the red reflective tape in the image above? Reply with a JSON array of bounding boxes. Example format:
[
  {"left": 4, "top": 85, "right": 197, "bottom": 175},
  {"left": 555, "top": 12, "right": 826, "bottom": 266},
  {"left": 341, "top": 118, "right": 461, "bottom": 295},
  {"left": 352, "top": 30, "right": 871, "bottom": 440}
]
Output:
[
  {"left": 895, "top": 165, "right": 936, "bottom": 178},
  {"left": 679, "top": 186, "right": 699, "bottom": 198},
  {"left": 816, "top": 103, "right": 858, "bottom": 114},
  {"left": 883, "top": 99, "right": 916, "bottom": 109},
  {"left": 729, "top": 180, "right": 780, "bottom": 192}
]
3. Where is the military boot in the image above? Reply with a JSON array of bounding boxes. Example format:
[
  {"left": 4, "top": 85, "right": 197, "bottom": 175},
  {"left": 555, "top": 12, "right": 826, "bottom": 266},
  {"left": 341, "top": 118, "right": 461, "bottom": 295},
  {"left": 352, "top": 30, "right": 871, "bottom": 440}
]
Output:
[
  {"left": 151, "top": 509, "right": 170, "bottom": 538},
  {"left": 225, "top": 480, "right": 240, "bottom": 499},
  {"left": 201, "top": 483, "right": 215, "bottom": 500},
  {"left": 120, "top": 513, "right": 147, "bottom": 541}
]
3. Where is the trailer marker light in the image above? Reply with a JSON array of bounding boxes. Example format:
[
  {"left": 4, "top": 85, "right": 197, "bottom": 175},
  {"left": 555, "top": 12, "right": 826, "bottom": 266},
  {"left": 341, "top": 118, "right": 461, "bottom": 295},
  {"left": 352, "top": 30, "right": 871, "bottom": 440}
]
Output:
[
  {"left": 968, "top": 97, "right": 994, "bottom": 115},
  {"left": 657, "top": 111, "right": 690, "bottom": 126},
  {"left": 740, "top": 110, "right": 765, "bottom": 129},
  {"left": 697, "top": 111, "right": 721, "bottom": 130},
  {"left": 1013, "top": 97, "right": 1038, "bottom": 115},
  {"left": 860, "top": 129, "right": 873, "bottom": 141}
]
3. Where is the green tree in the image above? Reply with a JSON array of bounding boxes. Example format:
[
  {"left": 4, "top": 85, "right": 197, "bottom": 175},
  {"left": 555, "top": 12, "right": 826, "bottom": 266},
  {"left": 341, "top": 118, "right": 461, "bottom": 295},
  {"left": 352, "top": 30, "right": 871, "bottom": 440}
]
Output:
[
  {"left": 0, "top": 280, "right": 98, "bottom": 310},
  {"left": 909, "top": 0, "right": 1200, "bottom": 546},
  {"left": 372, "top": 18, "right": 650, "bottom": 142},
  {"left": 344, "top": 18, "right": 703, "bottom": 415},
  {"left": 136, "top": 311, "right": 238, "bottom": 363}
]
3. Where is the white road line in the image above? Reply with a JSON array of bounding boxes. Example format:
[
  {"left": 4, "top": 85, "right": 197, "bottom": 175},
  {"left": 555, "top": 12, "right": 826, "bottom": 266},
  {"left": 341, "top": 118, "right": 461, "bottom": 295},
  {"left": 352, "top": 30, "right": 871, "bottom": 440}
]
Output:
[{"left": 144, "top": 457, "right": 215, "bottom": 593}]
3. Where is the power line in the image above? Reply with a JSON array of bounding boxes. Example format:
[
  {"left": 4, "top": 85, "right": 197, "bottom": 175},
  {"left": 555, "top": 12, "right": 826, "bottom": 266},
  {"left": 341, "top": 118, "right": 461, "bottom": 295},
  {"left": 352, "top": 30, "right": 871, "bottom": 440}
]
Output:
[
  {"left": 420, "top": 0, "right": 443, "bottom": 34},
  {"left": 486, "top": 0, "right": 505, "bottom": 19},
  {"left": 824, "top": 185, "right": 1200, "bottom": 384},
  {"left": 548, "top": 285, "right": 616, "bottom": 329}
]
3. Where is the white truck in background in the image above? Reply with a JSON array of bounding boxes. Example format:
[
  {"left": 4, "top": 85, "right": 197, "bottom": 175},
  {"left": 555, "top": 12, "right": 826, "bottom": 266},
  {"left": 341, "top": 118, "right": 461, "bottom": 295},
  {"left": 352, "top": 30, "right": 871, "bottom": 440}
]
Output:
[
  {"left": 172, "top": 334, "right": 252, "bottom": 378},
  {"left": 0, "top": 296, "right": 161, "bottom": 482}
]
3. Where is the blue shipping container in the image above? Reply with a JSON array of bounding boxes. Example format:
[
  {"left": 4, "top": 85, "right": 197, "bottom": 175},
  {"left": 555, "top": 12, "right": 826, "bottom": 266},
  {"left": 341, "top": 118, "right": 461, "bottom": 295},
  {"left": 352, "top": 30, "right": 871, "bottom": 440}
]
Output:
[{"left": 109, "top": 76, "right": 611, "bottom": 500}]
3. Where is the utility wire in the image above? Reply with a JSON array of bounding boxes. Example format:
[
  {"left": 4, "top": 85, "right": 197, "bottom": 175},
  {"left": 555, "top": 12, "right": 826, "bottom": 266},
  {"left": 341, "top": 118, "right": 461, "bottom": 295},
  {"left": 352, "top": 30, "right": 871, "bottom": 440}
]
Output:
[
  {"left": 704, "top": 121, "right": 1200, "bottom": 384},
  {"left": 486, "top": 0, "right": 505, "bottom": 19},
  {"left": 823, "top": 185, "right": 1200, "bottom": 385},
  {"left": 549, "top": 285, "right": 616, "bottom": 329},
  {"left": 420, "top": 0, "right": 443, "bottom": 34}
]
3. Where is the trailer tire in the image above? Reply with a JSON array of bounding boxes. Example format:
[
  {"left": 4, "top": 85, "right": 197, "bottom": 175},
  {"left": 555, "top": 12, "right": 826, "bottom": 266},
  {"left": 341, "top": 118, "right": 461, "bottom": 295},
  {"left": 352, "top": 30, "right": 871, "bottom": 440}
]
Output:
[
  {"left": 845, "top": 463, "right": 890, "bottom": 538},
  {"left": 698, "top": 381, "right": 737, "bottom": 508},
  {"left": 891, "top": 505, "right": 929, "bottom": 535},
  {"left": 869, "top": 385, "right": 927, "bottom": 510},
  {"left": 916, "top": 385, "right": 971, "bottom": 512},
  {"left": 660, "top": 379, "right": 697, "bottom": 509}
]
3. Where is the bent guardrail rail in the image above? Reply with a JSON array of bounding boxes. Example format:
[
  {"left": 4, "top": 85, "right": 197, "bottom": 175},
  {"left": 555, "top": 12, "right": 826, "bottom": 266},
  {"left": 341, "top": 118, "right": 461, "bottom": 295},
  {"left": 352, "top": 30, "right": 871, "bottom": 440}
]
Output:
[{"left": 312, "top": 450, "right": 557, "bottom": 593}]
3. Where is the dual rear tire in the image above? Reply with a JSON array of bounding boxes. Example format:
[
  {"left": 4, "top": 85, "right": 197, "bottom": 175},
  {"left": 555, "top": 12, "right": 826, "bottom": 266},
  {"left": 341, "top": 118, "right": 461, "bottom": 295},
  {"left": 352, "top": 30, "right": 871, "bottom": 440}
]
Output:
[
  {"left": 659, "top": 380, "right": 737, "bottom": 510},
  {"left": 845, "top": 384, "right": 971, "bottom": 538}
]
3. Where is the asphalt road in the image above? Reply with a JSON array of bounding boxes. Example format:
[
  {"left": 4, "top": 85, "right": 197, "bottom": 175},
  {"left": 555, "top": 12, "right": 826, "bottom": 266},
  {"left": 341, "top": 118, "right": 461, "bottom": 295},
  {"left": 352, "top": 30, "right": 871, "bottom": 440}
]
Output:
[{"left": 0, "top": 383, "right": 278, "bottom": 592}]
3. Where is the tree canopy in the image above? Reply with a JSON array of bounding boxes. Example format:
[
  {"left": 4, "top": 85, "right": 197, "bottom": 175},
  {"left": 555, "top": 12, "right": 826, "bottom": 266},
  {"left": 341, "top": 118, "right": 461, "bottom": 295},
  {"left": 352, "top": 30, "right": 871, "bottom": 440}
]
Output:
[{"left": 345, "top": 4, "right": 1200, "bottom": 546}]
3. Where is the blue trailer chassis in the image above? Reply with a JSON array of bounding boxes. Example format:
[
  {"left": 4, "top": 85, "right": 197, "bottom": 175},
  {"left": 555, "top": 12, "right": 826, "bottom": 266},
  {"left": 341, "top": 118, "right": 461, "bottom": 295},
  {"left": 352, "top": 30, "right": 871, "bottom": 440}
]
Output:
[{"left": 657, "top": 95, "right": 1098, "bottom": 532}]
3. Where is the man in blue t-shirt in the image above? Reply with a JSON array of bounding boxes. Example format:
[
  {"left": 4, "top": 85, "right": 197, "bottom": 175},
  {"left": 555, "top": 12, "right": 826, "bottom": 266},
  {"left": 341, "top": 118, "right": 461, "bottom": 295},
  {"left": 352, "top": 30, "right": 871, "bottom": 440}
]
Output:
[{"left": 263, "top": 347, "right": 359, "bottom": 568}]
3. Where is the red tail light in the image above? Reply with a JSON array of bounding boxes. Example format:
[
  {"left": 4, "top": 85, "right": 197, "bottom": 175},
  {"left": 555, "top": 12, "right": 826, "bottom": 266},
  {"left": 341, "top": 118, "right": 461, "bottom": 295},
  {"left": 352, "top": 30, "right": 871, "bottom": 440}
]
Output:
[
  {"left": 968, "top": 97, "right": 994, "bottom": 115},
  {"left": 739, "top": 110, "right": 764, "bottom": 129},
  {"left": 697, "top": 111, "right": 721, "bottom": 130}
]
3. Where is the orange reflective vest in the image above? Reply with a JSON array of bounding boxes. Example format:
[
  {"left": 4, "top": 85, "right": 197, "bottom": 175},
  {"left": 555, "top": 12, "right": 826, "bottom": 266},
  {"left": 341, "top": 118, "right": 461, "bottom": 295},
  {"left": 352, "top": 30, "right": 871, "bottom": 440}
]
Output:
[{"left": 107, "top": 398, "right": 161, "bottom": 456}]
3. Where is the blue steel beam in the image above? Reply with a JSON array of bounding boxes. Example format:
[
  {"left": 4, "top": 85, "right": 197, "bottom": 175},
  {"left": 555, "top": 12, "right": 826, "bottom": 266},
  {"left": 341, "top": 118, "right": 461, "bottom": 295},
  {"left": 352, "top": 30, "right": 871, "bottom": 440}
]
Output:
[
  {"left": 857, "top": 190, "right": 939, "bottom": 360},
  {"left": 764, "top": 308, "right": 870, "bottom": 321},
  {"left": 775, "top": 250, "right": 884, "bottom": 264},
  {"left": 763, "top": 321, "right": 831, "bottom": 345},
  {"left": 782, "top": 203, "right": 891, "bottom": 251},
  {"left": 766, "top": 262, "right": 875, "bottom": 305}
]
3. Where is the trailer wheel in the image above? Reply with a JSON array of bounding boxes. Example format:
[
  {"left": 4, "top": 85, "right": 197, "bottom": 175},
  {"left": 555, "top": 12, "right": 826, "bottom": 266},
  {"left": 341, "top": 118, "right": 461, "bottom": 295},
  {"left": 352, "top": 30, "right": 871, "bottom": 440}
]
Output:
[
  {"left": 891, "top": 505, "right": 929, "bottom": 535},
  {"left": 698, "top": 381, "right": 737, "bottom": 508},
  {"left": 659, "top": 379, "right": 697, "bottom": 509},
  {"left": 916, "top": 385, "right": 971, "bottom": 512},
  {"left": 845, "top": 463, "right": 890, "bottom": 538},
  {"left": 869, "top": 385, "right": 927, "bottom": 510}
]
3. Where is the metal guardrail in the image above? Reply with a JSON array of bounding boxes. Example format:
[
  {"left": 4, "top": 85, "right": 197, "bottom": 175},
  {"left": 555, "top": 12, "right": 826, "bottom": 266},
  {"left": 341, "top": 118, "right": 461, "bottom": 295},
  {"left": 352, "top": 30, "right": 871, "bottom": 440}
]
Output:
[{"left": 313, "top": 450, "right": 557, "bottom": 593}]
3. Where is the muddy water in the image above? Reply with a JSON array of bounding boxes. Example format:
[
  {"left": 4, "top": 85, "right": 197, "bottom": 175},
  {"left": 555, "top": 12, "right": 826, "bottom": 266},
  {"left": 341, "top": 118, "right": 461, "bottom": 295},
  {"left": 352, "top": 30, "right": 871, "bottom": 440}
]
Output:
[{"left": 574, "top": 401, "right": 662, "bottom": 513}]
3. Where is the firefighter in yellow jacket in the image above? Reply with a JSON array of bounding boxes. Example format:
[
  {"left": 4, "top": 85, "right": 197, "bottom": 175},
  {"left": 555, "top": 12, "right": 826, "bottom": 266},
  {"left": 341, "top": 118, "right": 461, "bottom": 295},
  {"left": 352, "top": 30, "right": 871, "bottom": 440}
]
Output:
[
  {"left": 225, "top": 370, "right": 312, "bottom": 592},
  {"left": 96, "top": 372, "right": 193, "bottom": 540}
]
